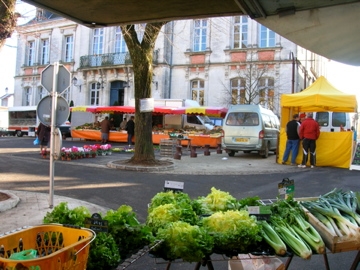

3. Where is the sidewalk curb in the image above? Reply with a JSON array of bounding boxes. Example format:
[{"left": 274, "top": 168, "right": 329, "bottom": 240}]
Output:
[{"left": 0, "top": 191, "right": 20, "bottom": 212}]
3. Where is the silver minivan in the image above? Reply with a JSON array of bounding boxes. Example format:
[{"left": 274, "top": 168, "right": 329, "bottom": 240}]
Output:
[{"left": 221, "top": 105, "right": 280, "bottom": 158}]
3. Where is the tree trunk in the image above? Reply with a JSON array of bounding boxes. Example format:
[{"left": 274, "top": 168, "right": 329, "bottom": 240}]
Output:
[
  {"left": 121, "top": 22, "right": 168, "bottom": 165},
  {"left": 0, "top": 0, "right": 17, "bottom": 48}
]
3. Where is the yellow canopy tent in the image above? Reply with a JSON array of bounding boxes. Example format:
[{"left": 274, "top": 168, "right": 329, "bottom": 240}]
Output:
[{"left": 279, "top": 76, "right": 358, "bottom": 168}]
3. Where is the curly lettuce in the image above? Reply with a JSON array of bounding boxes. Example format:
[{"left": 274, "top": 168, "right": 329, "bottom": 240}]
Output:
[
  {"left": 154, "top": 221, "right": 214, "bottom": 262},
  {"left": 200, "top": 210, "right": 262, "bottom": 255},
  {"left": 195, "top": 187, "right": 240, "bottom": 215}
]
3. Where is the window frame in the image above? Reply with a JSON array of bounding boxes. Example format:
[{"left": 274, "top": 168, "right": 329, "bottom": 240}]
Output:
[
  {"left": 193, "top": 19, "right": 208, "bottom": 52},
  {"left": 90, "top": 83, "right": 100, "bottom": 105},
  {"left": 231, "top": 78, "right": 246, "bottom": 104},
  {"left": 233, "top": 16, "right": 248, "bottom": 49},
  {"left": 27, "top": 41, "right": 35, "bottom": 66},
  {"left": 191, "top": 79, "right": 205, "bottom": 105},
  {"left": 40, "top": 38, "right": 49, "bottom": 65},
  {"left": 258, "top": 25, "right": 275, "bottom": 48},
  {"left": 64, "top": 35, "right": 74, "bottom": 62}
]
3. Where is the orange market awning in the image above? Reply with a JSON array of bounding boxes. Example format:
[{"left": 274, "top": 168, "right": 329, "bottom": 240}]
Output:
[{"left": 171, "top": 107, "right": 228, "bottom": 118}]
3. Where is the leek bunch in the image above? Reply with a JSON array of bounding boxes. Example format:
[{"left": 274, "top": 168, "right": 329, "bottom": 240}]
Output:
[{"left": 301, "top": 188, "right": 360, "bottom": 239}]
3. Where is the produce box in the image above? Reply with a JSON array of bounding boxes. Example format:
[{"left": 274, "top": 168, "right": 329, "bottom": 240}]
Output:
[{"left": 297, "top": 198, "right": 360, "bottom": 253}]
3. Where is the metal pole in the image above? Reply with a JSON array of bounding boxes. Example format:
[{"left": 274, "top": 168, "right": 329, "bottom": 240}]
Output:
[{"left": 49, "top": 62, "right": 59, "bottom": 208}]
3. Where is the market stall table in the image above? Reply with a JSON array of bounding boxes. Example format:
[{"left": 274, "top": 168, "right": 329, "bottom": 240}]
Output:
[{"left": 71, "top": 130, "right": 221, "bottom": 147}]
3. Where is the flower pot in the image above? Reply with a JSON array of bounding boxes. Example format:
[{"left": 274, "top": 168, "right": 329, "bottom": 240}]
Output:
[
  {"left": 85, "top": 154, "right": 90, "bottom": 158},
  {"left": 91, "top": 154, "right": 96, "bottom": 158}
]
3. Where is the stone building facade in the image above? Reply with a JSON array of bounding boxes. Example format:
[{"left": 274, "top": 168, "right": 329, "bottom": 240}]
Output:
[{"left": 13, "top": 9, "right": 323, "bottom": 115}]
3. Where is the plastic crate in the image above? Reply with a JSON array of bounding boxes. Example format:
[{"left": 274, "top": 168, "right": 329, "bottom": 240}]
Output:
[{"left": 0, "top": 224, "right": 95, "bottom": 270}]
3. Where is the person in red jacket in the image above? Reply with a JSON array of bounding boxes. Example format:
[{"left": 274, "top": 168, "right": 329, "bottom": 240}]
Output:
[{"left": 298, "top": 112, "right": 320, "bottom": 168}]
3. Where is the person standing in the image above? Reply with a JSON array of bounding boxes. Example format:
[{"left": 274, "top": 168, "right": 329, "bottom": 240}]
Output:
[
  {"left": 100, "top": 116, "right": 111, "bottom": 144},
  {"left": 120, "top": 118, "right": 127, "bottom": 130},
  {"left": 298, "top": 112, "right": 320, "bottom": 168},
  {"left": 37, "top": 122, "right": 51, "bottom": 154},
  {"left": 282, "top": 114, "right": 300, "bottom": 166},
  {"left": 126, "top": 116, "right": 135, "bottom": 147}
]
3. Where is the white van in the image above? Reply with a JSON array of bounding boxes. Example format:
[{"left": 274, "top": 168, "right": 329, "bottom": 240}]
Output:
[
  {"left": 313, "top": 112, "right": 351, "bottom": 132},
  {"left": 221, "top": 105, "right": 280, "bottom": 158}
]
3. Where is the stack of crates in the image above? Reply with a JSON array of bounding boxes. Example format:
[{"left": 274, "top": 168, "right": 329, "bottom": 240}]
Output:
[{"left": 160, "top": 139, "right": 177, "bottom": 157}]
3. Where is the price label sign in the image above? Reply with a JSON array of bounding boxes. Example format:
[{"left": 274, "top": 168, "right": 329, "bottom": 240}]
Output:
[
  {"left": 164, "top": 180, "right": 184, "bottom": 192},
  {"left": 247, "top": 206, "right": 272, "bottom": 220},
  {"left": 84, "top": 213, "right": 109, "bottom": 233},
  {"left": 278, "top": 178, "right": 295, "bottom": 198}
]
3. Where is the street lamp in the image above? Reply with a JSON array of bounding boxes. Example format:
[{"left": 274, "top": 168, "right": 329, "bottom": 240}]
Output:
[{"left": 72, "top": 77, "right": 82, "bottom": 92}]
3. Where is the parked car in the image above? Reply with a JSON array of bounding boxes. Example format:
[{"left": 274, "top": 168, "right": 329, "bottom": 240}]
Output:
[{"left": 221, "top": 104, "right": 280, "bottom": 158}]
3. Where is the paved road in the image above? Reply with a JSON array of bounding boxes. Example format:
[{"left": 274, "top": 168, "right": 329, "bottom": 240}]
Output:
[{"left": 1, "top": 136, "right": 359, "bottom": 269}]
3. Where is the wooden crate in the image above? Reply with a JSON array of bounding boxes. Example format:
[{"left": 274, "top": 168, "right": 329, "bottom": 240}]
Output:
[
  {"left": 302, "top": 207, "right": 360, "bottom": 253},
  {"left": 160, "top": 139, "right": 177, "bottom": 157}
]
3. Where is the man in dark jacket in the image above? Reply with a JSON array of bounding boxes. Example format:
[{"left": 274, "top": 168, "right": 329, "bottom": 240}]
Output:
[
  {"left": 100, "top": 116, "right": 111, "bottom": 143},
  {"left": 126, "top": 116, "right": 135, "bottom": 147},
  {"left": 298, "top": 113, "right": 320, "bottom": 168},
  {"left": 282, "top": 114, "right": 300, "bottom": 166}
]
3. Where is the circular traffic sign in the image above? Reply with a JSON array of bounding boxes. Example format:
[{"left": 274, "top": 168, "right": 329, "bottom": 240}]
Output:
[{"left": 37, "top": 96, "right": 70, "bottom": 126}]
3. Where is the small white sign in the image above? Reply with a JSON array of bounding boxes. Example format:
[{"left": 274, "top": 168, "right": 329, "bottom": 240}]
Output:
[
  {"left": 140, "top": 98, "right": 154, "bottom": 112},
  {"left": 164, "top": 181, "right": 184, "bottom": 191}
]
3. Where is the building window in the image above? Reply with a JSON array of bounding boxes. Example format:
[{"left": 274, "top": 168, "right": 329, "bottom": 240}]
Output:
[
  {"left": 258, "top": 77, "right": 275, "bottom": 110},
  {"left": 259, "top": 25, "right": 275, "bottom": 48},
  {"left": 191, "top": 79, "right": 205, "bottom": 105},
  {"left": 115, "top": 27, "right": 127, "bottom": 53},
  {"left": 233, "top": 16, "right": 248, "bottom": 49},
  {"left": 38, "top": 86, "right": 47, "bottom": 102},
  {"left": 92, "top": 28, "right": 104, "bottom": 55},
  {"left": 231, "top": 78, "right": 246, "bottom": 104},
  {"left": 27, "top": 41, "right": 35, "bottom": 66},
  {"left": 41, "top": 39, "right": 49, "bottom": 65},
  {"left": 64, "top": 35, "right": 74, "bottom": 62},
  {"left": 90, "top": 83, "right": 100, "bottom": 105},
  {"left": 193, "top": 19, "right": 207, "bottom": 52},
  {"left": 24, "top": 87, "right": 31, "bottom": 106}
]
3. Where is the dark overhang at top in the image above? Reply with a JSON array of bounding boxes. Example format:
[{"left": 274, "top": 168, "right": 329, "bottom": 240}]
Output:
[{"left": 22, "top": 0, "right": 360, "bottom": 66}]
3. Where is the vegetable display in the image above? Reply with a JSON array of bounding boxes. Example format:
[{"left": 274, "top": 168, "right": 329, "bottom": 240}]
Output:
[
  {"left": 43, "top": 187, "right": 360, "bottom": 267},
  {"left": 300, "top": 188, "right": 360, "bottom": 239}
]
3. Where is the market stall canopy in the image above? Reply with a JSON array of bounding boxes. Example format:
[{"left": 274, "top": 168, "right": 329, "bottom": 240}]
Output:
[
  {"left": 171, "top": 107, "right": 228, "bottom": 118},
  {"left": 70, "top": 105, "right": 176, "bottom": 114},
  {"left": 23, "top": 0, "right": 360, "bottom": 66},
  {"left": 280, "top": 76, "right": 358, "bottom": 113}
]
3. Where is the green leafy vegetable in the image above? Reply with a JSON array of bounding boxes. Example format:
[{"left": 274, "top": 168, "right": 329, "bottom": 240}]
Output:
[
  {"left": 196, "top": 187, "right": 240, "bottom": 215},
  {"left": 43, "top": 202, "right": 91, "bottom": 226},
  {"left": 104, "top": 205, "right": 154, "bottom": 259},
  {"left": 86, "top": 232, "right": 121, "bottom": 270},
  {"left": 200, "top": 210, "right": 262, "bottom": 255},
  {"left": 154, "top": 221, "right": 214, "bottom": 262}
]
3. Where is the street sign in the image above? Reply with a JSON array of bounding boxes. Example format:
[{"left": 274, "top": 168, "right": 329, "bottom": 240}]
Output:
[
  {"left": 41, "top": 64, "right": 71, "bottom": 94},
  {"left": 37, "top": 96, "right": 70, "bottom": 126}
]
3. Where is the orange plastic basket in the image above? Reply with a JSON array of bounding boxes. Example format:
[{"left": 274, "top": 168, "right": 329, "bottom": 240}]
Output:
[{"left": 0, "top": 224, "right": 95, "bottom": 270}]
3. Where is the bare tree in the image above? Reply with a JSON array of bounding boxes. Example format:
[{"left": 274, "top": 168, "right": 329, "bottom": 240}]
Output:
[
  {"left": 0, "top": 0, "right": 18, "bottom": 48},
  {"left": 120, "top": 22, "right": 168, "bottom": 165},
  {"left": 220, "top": 53, "right": 280, "bottom": 113}
]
